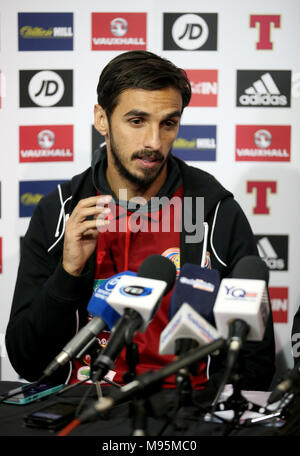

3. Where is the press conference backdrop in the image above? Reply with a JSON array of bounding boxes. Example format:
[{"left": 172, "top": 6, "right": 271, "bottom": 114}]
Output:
[{"left": 0, "top": 0, "right": 299, "bottom": 383}]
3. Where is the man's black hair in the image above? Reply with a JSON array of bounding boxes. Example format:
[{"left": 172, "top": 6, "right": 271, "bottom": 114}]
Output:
[{"left": 97, "top": 50, "right": 191, "bottom": 118}]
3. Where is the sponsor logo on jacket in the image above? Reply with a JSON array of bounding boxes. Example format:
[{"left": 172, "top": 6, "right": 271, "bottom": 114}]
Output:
[
  {"left": 236, "top": 70, "right": 291, "bottom": 107},
  {"left": 163, "top": 13, "right": 217, "bottom": 50},
  {"left": 162, "top": 248, "right": 180, "bottom": 276},
  {"left": 92, "top": 13, "right": 147, "bottom": 50},
  {"left": 235, "top": 125, "right": 291, "bottom": 161},
  {"left": 18, "top": 12, "right": 73, "bottom": 51},
  {"left": 19, "top": 125, "right": 73, "bottom": 162}
]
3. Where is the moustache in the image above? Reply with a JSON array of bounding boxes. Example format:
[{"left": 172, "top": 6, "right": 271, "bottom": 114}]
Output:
[{"left": 131, "top": 150, "right": 164, "bottom": 162}]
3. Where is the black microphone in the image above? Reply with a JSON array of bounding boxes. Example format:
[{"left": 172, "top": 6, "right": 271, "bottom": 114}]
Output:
[
  {"left": 90, "top": 255, "right": 176, "bottom": 382},
  {"left": 268, "top": 359, "right": 300, "bottom": 404},
  {"left": 231, "top": 254, "right": 269, "bottom": 284}
]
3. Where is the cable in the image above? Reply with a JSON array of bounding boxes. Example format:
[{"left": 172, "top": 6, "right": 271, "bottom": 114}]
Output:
[
  {"left": 56, "top": 378, "right": 87, "bottom": 396},
  {"left": 75, "top": 383, "right": 94, "bottom": 418},
  {"left": 56, "top": 418, "right": 81, "bottom": 436}
]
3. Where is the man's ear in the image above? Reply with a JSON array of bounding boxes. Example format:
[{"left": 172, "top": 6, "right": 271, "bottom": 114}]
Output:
[{"left": 94, "top": 104, "right": 109, "bottom": 136}]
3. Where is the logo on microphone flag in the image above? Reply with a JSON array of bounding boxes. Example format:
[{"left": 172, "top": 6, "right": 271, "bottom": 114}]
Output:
[{"left": 120, "top": 285, "right": 152, "bottom": 297}]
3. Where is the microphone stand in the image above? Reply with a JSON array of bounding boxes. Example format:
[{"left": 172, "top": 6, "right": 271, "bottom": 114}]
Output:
[
  {"left": 123, "top": 341, "right": 147, "bottom": 436},
  {"left": 168, "top": 342, "right": 200, "bottom": 433},
  {"left": 211, "top": 353, "right": 263, "bottom": 430},
  {"left": 175, "top": 339, "right": 199, "bottom": 408}
]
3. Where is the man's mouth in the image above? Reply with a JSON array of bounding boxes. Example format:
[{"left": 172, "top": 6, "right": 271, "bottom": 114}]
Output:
[
  {"left": 133, "top": 151, "right": 163, "bottom": 162},
  {"left": 136, "top": 157, "right": 161, "bottom": 168}
]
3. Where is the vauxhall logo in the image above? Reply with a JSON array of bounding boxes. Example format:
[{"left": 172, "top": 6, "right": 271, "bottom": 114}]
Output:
[
  {"left": 19, "top": 70, "right": 73, "bottom": 107},
  {"left": 236, "top": 70, "right": 291, "bottom": 107}
]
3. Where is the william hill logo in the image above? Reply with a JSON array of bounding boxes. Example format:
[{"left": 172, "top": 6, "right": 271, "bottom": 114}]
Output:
[
  {"left": 172, "top": 125, "right": 216, "bottom": 161},
  {"left": 19, "top": 180, "right": 67, "bottom": 217},
  {"left": 21, "top": 193, "right": 43, "bottom": 205},
  {"left": 20, "top": 26, "right": 73, "bottom": 38},
  {"left": 18, "top": 13, "right": 74, "bottom": 51}
]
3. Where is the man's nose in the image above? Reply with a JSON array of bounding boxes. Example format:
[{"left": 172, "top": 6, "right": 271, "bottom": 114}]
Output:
[{"left": 143, "top": 124, "right": 161, "bottom": 150}]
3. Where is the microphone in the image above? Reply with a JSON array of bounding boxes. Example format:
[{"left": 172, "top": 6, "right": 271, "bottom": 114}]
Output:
[
  {"left": 211, "top": 255, "right": 270, "bottom": 408},
  {"left": 159, "top": 302, "right": 220, "bottom": 356},
  {"left": 213, "top": 255, "right": 270, "bottom": 344},
  {"left": 268, "top": 359, "right": 300, "bottom": 404},
  {"left": 160, "top": 264, "right": 220, "bottom": 357},
  {"left": 168, "top": 264, "right": 220, "bottom": 324},
  {"left": 165, "top": 264, "right": 220, "bottom": 380},
  {"left": 90, "top": 255, "right": 176, "bottom": 382},
  {"left": 87, "top": 271, "right": 136, "bottom": 324},
  {"left": 43, "top": 272, "right": 135, "bottom": 378}
]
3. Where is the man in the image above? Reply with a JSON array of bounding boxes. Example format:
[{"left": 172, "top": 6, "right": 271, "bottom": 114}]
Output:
[{"left": 6, "top": 51, "right": 275, "bottom": 391}]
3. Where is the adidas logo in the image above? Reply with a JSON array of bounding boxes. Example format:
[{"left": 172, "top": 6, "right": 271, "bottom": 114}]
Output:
[
  {"left": 239, "top": 72, "right": 287, "bottom": 106},
  {"left": 257, "top": 236, "right": 285, "bottom": 270}
]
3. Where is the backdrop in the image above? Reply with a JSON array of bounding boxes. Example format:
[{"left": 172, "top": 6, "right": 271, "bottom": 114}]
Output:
[{"left": 0, "top": 0, "right": 299, "bottom": 384}]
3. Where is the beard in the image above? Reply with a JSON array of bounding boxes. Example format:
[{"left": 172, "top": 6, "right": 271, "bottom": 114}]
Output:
[{"left": 109, "top": 129, "right": 170, "bottom": 191}]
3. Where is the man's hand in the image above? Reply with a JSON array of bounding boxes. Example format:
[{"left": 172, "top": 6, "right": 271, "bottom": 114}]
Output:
[{"left": 62, "top": 195, "right": 112, "bottom": 276}]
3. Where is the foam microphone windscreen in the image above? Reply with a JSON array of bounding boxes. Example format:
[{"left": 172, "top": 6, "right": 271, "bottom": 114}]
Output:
[
  {"left": 168, "top": 264, "right": 220, "bottom": 325},
  {"left": 232, "top": 255, "right": 269, "bottom": 284},
  {"left": 137, "top": 254, "right": 177, "bottom": 295}
]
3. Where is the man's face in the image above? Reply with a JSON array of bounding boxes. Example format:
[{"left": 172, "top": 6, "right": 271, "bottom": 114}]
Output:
[{"left": 102, "top": 87, "right": 182, "bottom": 189}]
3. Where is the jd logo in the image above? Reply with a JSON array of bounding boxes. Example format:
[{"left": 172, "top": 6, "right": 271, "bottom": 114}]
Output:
[
  {"left": 28, "top": 71, "right": 64, "bottom": 106},
  {"left": 172, "top": 14, "right": 209, "bottom": 50},
  {"left": 19, "top": 70, "right": 73, "bottom": 107},
  {"left": 163, "top": 13, "right": 217, "bottom": 51}
]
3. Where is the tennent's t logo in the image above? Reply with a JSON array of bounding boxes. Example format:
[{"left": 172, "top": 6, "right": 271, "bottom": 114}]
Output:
[
  {"left": 250, "top": 15, "right": 281, "bottom": 50},
  {"left": 247, "top": 181, "right": 277, "bottom": 214}
]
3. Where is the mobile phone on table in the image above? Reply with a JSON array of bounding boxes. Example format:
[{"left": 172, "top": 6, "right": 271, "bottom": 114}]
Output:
[
  {"left": 24, "top": 401, "right": 77, "bottom": 431},
  {"left": 3, "top": 383, "right": 64, "bottom": 405}
]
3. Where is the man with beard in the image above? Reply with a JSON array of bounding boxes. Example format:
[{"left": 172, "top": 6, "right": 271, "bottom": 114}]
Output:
[{"left": 6, "top": 51, "right": 275, "bottom": 396}]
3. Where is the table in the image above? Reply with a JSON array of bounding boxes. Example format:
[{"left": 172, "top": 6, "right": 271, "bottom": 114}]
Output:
[{"left": 0, "top": 380, "right": 285, "bottom": 452}]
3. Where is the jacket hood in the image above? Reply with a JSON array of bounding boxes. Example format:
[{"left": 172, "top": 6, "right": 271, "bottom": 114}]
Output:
[{"left": 173, "top": 156, "right": 232, "bottom": 219}]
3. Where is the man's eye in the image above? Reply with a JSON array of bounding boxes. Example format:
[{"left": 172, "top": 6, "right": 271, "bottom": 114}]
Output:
[
  {"left": 164, "top": 120, "right": 178, "bottom": 127},
  {"left": 130, "top": 118, "right": 143, "bottom": 125}
]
